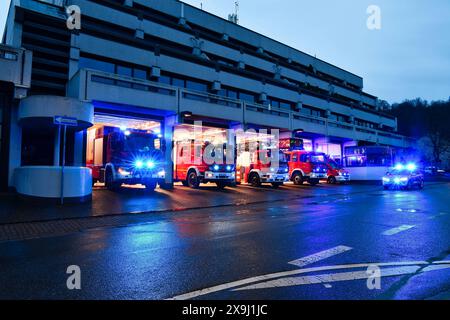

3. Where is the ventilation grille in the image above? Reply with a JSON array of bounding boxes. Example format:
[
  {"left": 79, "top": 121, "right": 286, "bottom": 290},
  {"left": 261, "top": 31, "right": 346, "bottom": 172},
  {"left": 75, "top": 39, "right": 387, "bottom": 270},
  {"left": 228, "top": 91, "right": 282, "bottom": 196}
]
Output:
[{"left": 21, "top": 11, "right": 71, "bottom": 96}]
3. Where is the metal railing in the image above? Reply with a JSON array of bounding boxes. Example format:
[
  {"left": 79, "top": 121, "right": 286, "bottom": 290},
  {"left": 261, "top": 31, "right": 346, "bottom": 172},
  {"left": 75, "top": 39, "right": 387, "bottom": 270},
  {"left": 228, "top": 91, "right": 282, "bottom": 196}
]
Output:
[
  {"left": 0, "top": 45, "right": 19, "bottom": 61},
  {"left": 88, "top": 69, "right": 177, "bottom": 97},
  {"left": 77, "top": 69, "right": 412, "bottom": 146},
  {"left": 180, "top": 89, "right": 242, "bottom": 109},
  {"left": 36, "top": 0, "right": 66, "bottom": 7}
]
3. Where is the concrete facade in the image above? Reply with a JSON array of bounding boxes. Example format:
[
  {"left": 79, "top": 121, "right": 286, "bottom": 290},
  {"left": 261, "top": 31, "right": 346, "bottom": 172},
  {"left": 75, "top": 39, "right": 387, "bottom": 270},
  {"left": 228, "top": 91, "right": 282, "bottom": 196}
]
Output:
[{"left": 0, "top": 0, "right": 413, "bottom": 197}]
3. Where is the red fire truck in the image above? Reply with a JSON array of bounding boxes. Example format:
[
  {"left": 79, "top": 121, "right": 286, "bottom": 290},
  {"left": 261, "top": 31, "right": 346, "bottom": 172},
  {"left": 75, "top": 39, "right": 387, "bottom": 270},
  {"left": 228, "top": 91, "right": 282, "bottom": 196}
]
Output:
[
  {"left": 88, "top": 126, "right": 166, "bottom": 191},
  {"left": 280, "top": 138, "right": 328, "bottom": 186},
  {"left": 325, "top": 159, "right": 350, "bottom": 184},
  {"left": 174, "top": 140, "right": 236, "bottom": 189},
  {"left": 285, "top": 150, "right": 329, "bottom": 186},
  {"left": 236, "top": 137, "right": 289, "bottom": 188}
]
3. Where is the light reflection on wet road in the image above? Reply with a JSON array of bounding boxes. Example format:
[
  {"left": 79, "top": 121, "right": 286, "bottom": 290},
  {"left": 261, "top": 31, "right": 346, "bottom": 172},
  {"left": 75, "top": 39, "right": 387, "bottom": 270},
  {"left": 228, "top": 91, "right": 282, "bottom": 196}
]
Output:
[{"left": 0, "top": 182, "right": 449, "bottom": 299}]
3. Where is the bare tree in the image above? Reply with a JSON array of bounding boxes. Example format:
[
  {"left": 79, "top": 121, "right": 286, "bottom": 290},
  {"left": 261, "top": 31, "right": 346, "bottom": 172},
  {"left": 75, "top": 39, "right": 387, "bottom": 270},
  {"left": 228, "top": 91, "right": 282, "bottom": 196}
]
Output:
[{"left": 428, "top": 132, "right": 450, "bottom": 165}]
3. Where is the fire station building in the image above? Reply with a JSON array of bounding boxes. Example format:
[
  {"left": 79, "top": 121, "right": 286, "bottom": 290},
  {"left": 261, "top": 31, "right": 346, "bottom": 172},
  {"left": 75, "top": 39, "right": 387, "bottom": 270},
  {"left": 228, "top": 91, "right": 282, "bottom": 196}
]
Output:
[{"left": 0, "top": 0, "right": 412, "bottom": 200}]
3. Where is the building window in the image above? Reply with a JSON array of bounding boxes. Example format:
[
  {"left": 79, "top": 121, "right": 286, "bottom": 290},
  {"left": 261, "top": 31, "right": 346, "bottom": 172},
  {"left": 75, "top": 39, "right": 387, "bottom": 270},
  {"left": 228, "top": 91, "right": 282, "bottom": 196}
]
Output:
[
  {"left": 239, "top": 92, "right": 255, "bottom": 103},
  {"left": 186, "top": 80, "right": 208, "bottom": 92},
  {"left": 133, "top": 68, "right": 147, "bottom": 80},
  {"left": 21, "top": 128, "right": 55, "bottom": 166},
  {"left": 79, "top": 57, "right": 114, "bottom": 74},
  {"left": 158, "top": 75, "right": 171, "bottom": 85},
  {"left": 116, "top": 65, "right": 133, "bottom": 88},
  {"left": 172, "top": 77, "right": 185, "bottom": 88},
  {"left": 279, "top": 102, "right": 292, "bottom": 111}
]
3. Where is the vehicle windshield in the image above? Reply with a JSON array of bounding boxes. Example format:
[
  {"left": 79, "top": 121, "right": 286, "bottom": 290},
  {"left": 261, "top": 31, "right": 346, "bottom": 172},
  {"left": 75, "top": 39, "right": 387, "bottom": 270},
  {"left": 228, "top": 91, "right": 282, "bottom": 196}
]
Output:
[
  {"left": 328, "top": 159, "right": 341, "bottom": 169},
  {"left": 389, "top": 169, "right": 414, "bottom": 175},
  {"left": 310, "top": 153, "right": 326, "bottom": 164},
  {"left": 264, "top": 149, "right": 287, "bottom": 164},
  {"left": 278, "top": 150, "right": 288, "bottom": 163},
  {"left": 124, "top": 134, "right": 155, "bottom": 153}
]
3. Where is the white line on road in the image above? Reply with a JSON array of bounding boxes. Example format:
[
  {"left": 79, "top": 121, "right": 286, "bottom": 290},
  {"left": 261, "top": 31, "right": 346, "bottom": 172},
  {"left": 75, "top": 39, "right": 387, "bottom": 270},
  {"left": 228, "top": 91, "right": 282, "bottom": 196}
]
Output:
[
  {"left": 382, "top": 225, "right": 415, "bottom": 236},
  {"left": 288, "top": 245, "right": 353, "bottom": 267},
  {"left": 233, "top": 264, "right": 450, "bottom": 291},
  {"left": 167, "top": 260, "right": 444, "bottom": 300},
  {"left": 429, "top": 212, "right": 449, "bottom": 220}
]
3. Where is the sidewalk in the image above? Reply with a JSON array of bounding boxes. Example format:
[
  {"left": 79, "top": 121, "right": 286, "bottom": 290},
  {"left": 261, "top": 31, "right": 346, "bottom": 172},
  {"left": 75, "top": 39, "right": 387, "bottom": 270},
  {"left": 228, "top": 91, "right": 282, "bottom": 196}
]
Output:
[
  {"left": 1, "top": 179, "right": 445, "bottom": 226},
  {"left": 0, "top": 184, "right": 334, "bottom": 242},
  {"left": 0, "top": 184, "right": 322, "bottom": 225},
  {"left": 1, "top": 181, "right": 448, "bottom": 243}
]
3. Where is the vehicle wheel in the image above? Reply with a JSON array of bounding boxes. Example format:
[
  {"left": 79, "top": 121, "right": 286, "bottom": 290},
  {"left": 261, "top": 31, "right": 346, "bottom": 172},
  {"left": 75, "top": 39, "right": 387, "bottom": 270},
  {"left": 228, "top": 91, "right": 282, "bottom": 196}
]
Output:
[
  {"left": 159, "top": 181, "right": 173, "bottom": 190},
  {"left": 105, "top": 170, "right": 120, "bottom": 191},
  {"left": 292, "top": 172, "right": 303, "bottom": 185},
  {"left": 187, "top": 170, "right": 200, "bottom": 189},
  {"left": 249, "top": 173, "right": 261, "bottom": 187},
  {"left": 216, "top": 182, "right": 227, "bottom": 190},
  {"left": 145, "top": 181, "right": 157, "bottom": 192},
  {"left": 271, "top": 182, "right": 282, "bottom": 188},
  {"left": 419, "top": 180, "right": 424, "bottom": 190},
  {"left": 309, "top": 179, "right": 319, "bottom": 186},
  {"left": 328, "top": 176, "right": 337, "bottom": 184}
]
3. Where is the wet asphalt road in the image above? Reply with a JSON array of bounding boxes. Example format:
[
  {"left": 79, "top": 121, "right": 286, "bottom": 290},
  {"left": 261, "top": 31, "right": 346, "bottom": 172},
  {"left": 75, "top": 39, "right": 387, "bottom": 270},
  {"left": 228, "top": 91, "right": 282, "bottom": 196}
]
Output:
[{"left": 0, "top": 182, "right": 449, "bottom": 300}]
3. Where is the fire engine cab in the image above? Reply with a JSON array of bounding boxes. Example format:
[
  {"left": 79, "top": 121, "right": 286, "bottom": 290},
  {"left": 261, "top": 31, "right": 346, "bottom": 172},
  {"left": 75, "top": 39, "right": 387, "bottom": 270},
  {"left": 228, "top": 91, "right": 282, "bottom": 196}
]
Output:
[{"left": 326, "top": 159, "right": 350, "bottom": 184}]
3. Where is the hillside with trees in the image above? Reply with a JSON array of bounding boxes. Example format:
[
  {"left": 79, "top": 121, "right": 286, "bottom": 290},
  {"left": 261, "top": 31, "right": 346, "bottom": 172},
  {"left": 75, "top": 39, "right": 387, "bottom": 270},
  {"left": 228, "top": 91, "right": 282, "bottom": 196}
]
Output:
[{"left": 387, "top": 98, "right": 450, "bottom": 169}]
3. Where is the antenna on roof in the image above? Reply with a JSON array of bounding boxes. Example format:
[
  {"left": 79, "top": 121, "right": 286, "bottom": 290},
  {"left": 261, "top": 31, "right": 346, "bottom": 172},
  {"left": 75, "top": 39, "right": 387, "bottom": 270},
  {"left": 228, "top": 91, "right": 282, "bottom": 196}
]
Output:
[{"left": 228, "top": 1, "right": 239, "bottom": 24}]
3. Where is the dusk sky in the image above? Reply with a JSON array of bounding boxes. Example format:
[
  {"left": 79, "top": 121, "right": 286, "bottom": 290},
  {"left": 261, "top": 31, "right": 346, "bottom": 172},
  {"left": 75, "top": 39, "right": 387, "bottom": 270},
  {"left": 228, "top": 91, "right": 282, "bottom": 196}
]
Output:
[{"left": 1, "top": 0, "right": 449, "bottom": 103}]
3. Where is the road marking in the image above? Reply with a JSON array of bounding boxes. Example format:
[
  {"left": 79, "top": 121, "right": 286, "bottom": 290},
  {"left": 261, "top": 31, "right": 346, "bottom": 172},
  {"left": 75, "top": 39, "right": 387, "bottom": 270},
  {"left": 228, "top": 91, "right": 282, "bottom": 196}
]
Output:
[
  {"left": 429, "top": 212, "right": 449, "bottom": 220},
  {"left": 323, "top": 284, "right": 332, "bottom": 288},
  {"left": 382, "top": 225, "right": 415, "bottom": 236},
  {"left": 288, "top": 245, "right": 353, "bottom": 267},
  {"left": 233, "top": 264, "right": 450, "bottom": 291},
  {"left": 167, "top": 260, "right": 443, "bottom": 300}
]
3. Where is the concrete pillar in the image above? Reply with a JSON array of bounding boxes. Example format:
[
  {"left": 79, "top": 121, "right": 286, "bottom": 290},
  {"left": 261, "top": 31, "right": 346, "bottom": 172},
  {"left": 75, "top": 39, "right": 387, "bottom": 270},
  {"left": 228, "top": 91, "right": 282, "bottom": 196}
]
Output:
[
  {"left": 73, "top": 130, "right": 85, "bottom": 166},
  {"left": 8, "top": 105, "right": 21, "bottom": 188},
  {"left": 6, "top": 18, "right": 22, "bottom": 47},
  {"left": 163, "top": 114, "right": 177, "bottom": 187},
  {"left": 68, "top": 34, "right": 80, "bottom": 81},
  {"left": 54, "top": 127, "right": 60, "bottom": 166}
]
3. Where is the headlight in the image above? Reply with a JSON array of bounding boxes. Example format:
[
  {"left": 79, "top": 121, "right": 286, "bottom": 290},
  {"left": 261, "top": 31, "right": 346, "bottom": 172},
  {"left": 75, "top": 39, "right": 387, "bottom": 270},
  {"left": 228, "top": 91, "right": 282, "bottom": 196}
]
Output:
[
  {"left": 270, "top": 167, "right": 275, "bottom": 172},
  {"left": 135, "top": 160, "right": 144, "bottom": 169},
  {"left": 382, "top": 177, "right": 390, "bottom": 182},
  {"left": 400, "top": 177, "right": 408, "bottom": 182},
  {"left": 394, "top": 177, "right": 401, "bottom": 184},
  {"left": 118, "top": 168, "right": 131, "bottom": 176},
  {"left": 285, "top": 167, "right": 289, "bottom": 172},
  {"left": 213, "top": 165, "right": 220, "bottom": 171},
  {"left": 146, "top": 161, "right": 155, "bottom": 169},
  {"left": 226, "top": 165, "right": 232, "bottom": 171}
]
